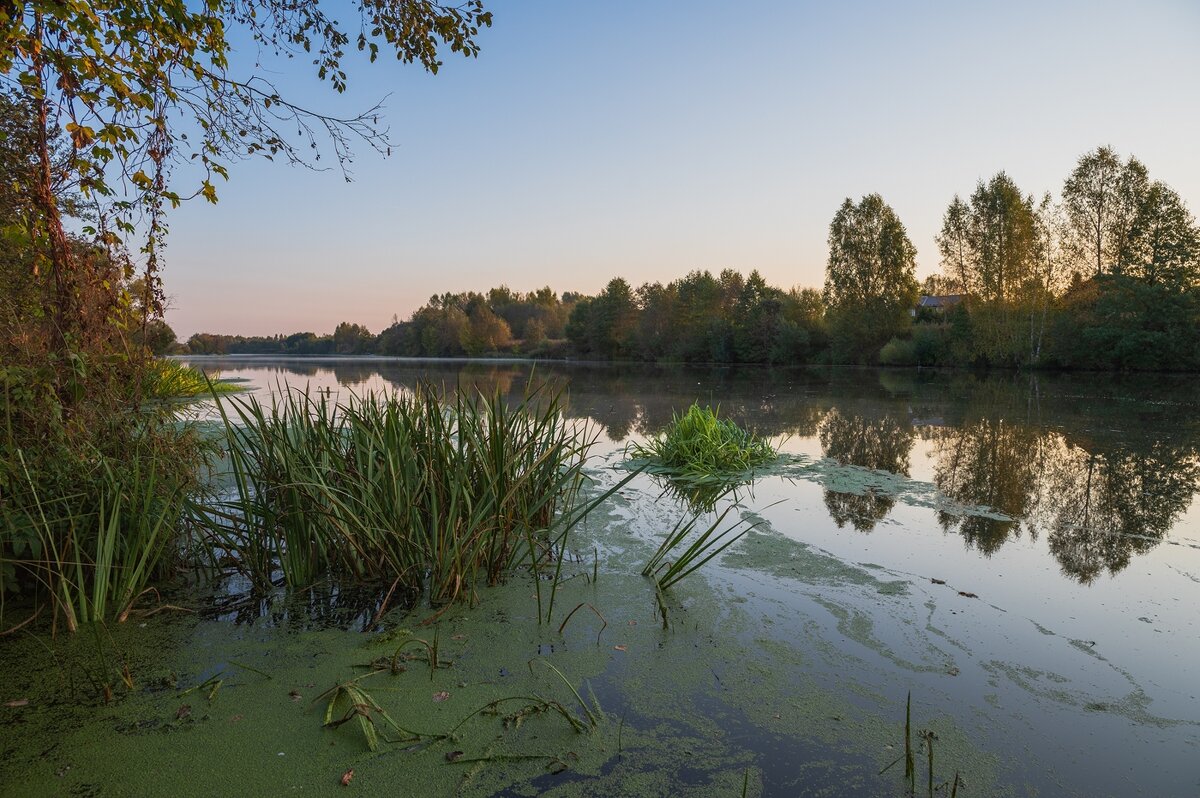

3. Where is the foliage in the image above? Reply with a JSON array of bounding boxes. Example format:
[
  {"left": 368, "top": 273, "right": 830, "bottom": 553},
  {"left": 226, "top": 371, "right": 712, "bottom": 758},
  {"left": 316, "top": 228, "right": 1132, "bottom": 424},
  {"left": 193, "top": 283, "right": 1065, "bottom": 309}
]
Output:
[
  {"left": 823, "top": 194, "right": 920, "bottom": 363},
  {"left": 628, "top": 404, "right": 777, "bottom": 480},
  {"left": 193, "top": 382, "right": 600, "bottom": 604},
  {"left": 145, "top": 360, "right": 242, "bottom": 399},
  {"left": 1062, "top": 146, "right": 1149, "bottom": 277},
  {"left": 933, "top": 150, "right": 1200, "bottom": 370},
  {"left": 1046, "top": 275, "right": 1200, "bottom": 371}
]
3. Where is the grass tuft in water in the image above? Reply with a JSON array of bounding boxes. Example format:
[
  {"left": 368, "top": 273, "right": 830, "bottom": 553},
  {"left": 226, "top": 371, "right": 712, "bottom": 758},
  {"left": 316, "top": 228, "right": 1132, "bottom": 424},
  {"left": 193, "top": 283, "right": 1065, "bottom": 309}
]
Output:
[
  {"left": 627, "top": 403, "right": 777, "bottom": 479},
  {"left": 146, "top": 360, "right": 242, "bottom": 399}
]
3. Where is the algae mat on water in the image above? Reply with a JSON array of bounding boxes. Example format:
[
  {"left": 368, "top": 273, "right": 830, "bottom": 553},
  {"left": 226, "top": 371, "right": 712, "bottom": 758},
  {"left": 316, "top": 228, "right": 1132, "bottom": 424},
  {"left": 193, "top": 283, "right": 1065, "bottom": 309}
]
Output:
[{"left": 0, "top": 480, "right": 1002, "bottom": 797}]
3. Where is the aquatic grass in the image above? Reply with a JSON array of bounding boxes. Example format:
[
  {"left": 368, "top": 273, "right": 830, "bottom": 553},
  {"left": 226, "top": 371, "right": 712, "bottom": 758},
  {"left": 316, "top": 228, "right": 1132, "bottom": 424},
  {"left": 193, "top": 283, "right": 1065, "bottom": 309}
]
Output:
[
  {"left": 906, "top": 691, "right": 915, "bottom": 791},
  {"left": 641, "top": 504, "right": 765, "bottom": 590},
  {"left": 627, "top": 403, "right": 778, "bottom": 479},
  {"left": 191, "top": 379, "right": 630, "bottom": 614},
  {"left": 146, "top": 360, "right": 242, "bottom": 399},
  {"left": 881, "top": 692, "right": 961, "bottom": 797},
  {"left": 556, "top": 602, "right": 607, "bottom": 645},
  {"left": 527, "top": 657, "right": 600, "bottom": 729},
  {"left": 360, "top": 635, "right": 453, "bottom": 678},
  {"left": 449, "top": 695, "right": 589, "bottom": 737},
  {"left": 4, "top": 451, "right": 186, "bottom": 632}
]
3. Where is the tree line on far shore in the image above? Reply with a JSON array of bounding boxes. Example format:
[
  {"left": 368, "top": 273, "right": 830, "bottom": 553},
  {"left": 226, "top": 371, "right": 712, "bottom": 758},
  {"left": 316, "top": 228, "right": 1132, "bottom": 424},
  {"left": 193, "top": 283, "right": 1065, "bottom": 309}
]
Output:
[{"left": 182, "top": 146, "right": 1200, "bottom": 371}]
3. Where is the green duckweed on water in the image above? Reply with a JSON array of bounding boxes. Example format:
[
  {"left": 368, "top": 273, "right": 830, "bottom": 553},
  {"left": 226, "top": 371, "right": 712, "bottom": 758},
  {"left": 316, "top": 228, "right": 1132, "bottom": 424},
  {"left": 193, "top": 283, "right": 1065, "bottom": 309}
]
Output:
[{"left": 0, "top": 474, "right": 1010, "bottom": 798}]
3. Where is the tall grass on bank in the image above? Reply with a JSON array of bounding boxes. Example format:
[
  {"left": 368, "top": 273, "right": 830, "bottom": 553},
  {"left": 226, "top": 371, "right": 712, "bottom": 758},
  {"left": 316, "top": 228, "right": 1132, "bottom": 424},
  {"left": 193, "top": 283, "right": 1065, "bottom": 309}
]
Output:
[
  {"left": 2, "top": 451, "right": 188, "bottom": 632},
  {"left": 193, "top": 382, "right": 626, "bottom": 609}
]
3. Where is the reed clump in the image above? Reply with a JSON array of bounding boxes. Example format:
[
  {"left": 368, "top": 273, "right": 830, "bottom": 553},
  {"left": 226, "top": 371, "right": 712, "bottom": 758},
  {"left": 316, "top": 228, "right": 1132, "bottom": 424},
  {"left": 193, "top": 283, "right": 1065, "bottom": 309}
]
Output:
[
  {"left": 2, "top": 361, "right": 204, "bottom": 632},
  {"left": 627, "top": 403, "right": 777, "bottom": 485},
  {"left": 195, "top": 382, "right": 595, "bottom": 605},
  {"left": 146, "top": 360, "right": 241, "bottom": 399}
]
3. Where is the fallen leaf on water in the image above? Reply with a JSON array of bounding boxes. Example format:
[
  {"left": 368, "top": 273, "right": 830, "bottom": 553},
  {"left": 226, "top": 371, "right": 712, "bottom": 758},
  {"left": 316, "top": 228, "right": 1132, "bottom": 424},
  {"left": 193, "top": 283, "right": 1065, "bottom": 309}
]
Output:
[
  {"left": 946, "top": 667, "right": 960, "bottom": 676},
  {"left": 445, "top": 750, "right": 464, "bottom": 763},
  {"left": 340, "top": 768, "right": 354, "bottom": 786},
  {"left": 613, "top": 645, "right": 627, "bottom": 652},
  {"left": 289, "top": 689, "right": 302, "bottom": 702},
  {"left": 930, "top": 578, "right": 946, "bottom": 585},
  {"left": 230, "top": 714, "right": 243, "bottom": 723},
  {"left": 451, "top": 634, "right": 466, "bottom": 641},
  {"left": 958, "top": 591, "right": 978, "bottom": 599},
  {"left": 627, "top": 620, "right": 637, "bottom": 626},
  {"left": 4, "top": 699, "right": 30, "bottom": 708},
  {"left": 433, "top": 691, "right": 450, "bottom": 702},
  {"left": 175, "top": 704, "right": 191, "bottom": 720}
]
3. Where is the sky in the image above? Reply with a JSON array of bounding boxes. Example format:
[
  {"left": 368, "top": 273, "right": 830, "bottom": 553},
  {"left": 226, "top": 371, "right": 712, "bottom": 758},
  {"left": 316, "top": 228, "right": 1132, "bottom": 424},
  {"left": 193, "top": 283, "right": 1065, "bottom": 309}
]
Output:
[{"left": 164, "top": 0, "right": 1200, "bottom": 338}]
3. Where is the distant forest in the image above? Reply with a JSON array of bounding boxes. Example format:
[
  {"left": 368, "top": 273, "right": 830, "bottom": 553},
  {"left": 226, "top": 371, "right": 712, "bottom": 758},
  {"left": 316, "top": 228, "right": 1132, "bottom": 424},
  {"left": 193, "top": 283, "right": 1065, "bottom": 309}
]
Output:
[{"left": 182, "top": 147, "right": 1200, "bottom": 371}]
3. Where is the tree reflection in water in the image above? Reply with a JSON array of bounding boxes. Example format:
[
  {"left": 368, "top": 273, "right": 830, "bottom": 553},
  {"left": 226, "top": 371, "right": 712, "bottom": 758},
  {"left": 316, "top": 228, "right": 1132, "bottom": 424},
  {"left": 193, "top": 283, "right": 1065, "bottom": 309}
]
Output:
[
  {"left": 818, "top": 410, "right": 915, "bottom": 532},
  {"left": 928, "top": 418, "right": 1042, "bottom": 555},
  {"left": 923, "top": 375, "right": 1200, "bottom": 582},
  {"left": 1044, "top": 440, "right": 1200, "bottom": 583},
  {"left": 194, "top": 360, "right": 1200, "bottom": 585}
]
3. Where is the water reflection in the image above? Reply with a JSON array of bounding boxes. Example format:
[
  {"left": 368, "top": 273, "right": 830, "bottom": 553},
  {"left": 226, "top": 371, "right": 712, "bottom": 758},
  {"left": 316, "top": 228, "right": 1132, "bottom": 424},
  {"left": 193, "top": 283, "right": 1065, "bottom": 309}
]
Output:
[
  {"left": 1043, "top": 439, "right": 1200, "bottom": 583},
  {"left": 819, "top": 410, "right": 914, "bottom": 532},
  {"left": 929, "top": 419, "right": 1041, "bottom": 555},
  {"left": 184, "top": 358, "right": 1200, "bottom": 585}
]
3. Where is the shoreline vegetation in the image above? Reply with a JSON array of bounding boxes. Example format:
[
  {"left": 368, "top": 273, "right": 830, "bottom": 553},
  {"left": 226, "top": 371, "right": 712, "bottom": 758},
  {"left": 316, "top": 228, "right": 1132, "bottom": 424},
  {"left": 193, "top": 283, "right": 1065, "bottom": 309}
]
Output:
[{"left": 177, "top": 148, "right": 1200, "bottom": 374}]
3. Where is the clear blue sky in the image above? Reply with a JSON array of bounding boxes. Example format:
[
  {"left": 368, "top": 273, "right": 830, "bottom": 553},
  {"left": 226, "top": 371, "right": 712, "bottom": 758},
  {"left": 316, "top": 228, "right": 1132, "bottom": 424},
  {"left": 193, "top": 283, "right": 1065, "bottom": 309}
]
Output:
[{"left": 165, "top": 0, "right": 1200, "bottom": 338}]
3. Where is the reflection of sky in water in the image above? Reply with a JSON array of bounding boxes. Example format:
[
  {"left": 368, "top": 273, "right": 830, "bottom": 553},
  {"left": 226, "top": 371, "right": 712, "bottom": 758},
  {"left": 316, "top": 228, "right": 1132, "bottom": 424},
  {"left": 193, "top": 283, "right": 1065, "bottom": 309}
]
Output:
[{"left": 182, "top": 357, "right": 1200, "bottom": 794}]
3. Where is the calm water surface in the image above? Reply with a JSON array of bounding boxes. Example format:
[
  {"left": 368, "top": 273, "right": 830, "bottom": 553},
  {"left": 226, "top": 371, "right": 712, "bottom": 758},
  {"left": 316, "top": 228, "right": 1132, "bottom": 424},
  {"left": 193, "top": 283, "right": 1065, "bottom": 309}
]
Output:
[{"left": 182, "top": 357, "right": 1200, "bottom": 795}]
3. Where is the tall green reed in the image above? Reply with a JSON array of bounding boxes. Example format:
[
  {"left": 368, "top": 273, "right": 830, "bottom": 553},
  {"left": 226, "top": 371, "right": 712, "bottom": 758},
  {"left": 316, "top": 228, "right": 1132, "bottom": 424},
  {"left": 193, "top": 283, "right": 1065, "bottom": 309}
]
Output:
[
  {"left": 4, "top": 451, "right": 186, "bottom": 632},
  {"left": 193, "top": 380, "right": 623, "bottom": 611},
  {"left": 641, "top": 502, "right": 764, "bottom": 591}
]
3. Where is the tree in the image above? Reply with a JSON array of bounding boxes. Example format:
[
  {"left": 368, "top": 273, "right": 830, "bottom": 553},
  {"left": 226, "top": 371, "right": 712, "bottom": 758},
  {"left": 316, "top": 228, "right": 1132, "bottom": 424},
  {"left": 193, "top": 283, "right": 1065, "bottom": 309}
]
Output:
[
  {"left": 460, "top": 301, "right": 512, "bottom": 355},
  {"left": 1062, "top": 146, "right": 1149, "bottom": 278},
  {"left": 333, "top": 322, "right": 373, "bottom": 354},
  {"left": 1028, "top": 193, "right": 1069, "bottom": 363},
  {"left": 565, "top": 278, "right": 637, "bottom": 359},
  {"left": 935, "top": 195, "right": 972, "bottom": 295},
  {"left": 934, "top": 173, "right": 1042, "bottom": 365},
  {"left": 523, "top": 317, "right": 546, "bottom": 349},
  {"left": 732, "top": 270, "right": 783, "bottom": 363},
  {"left": 1120, "top": 182, "right": 1200, "bottom": 290},
  {"left": 823, "top": 194, "right": 919, "bottom": 362},
  {"left": 1, "top": 0, "right": 492, "bottom": 390},
  {"left": 966, "top": 173, "right": 1038, "bottom": 306}
]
